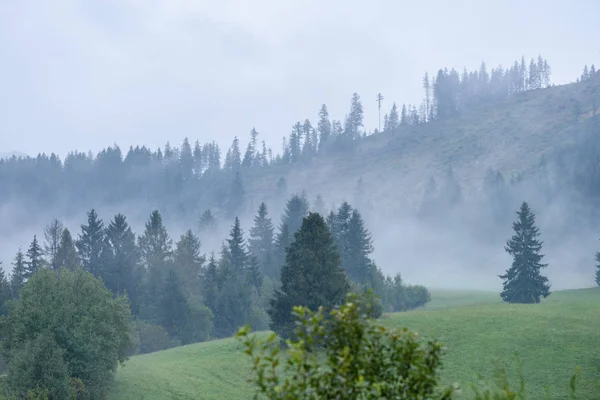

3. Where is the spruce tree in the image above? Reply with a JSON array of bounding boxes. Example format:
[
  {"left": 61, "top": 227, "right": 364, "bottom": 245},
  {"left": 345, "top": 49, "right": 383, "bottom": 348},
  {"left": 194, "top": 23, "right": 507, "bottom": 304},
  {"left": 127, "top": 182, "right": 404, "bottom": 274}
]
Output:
[
  {"left": 10, "top": 249, "right": 27, "bottom": 297},
  {"left": 198, "top": 209, "right": 217, "bottom": 234},
  {"left": 0, "top": 262, "right": 11, "bottom": 315},
  {"left": 273, "top": 223, "right": 291, "bottom": 276},
  {"left": 55, "top": 228, "right": 79, "bottom": 271},
  {"left": 388, "top": 102, "right": 400, "bottom": 129},
  {"left": 138, "top": 210, "right": 173, "bottom": 322},
  {"left": 43, "top": 218, "right": 64, "bottom": 270},
  {"left": 75, "top": 209, "right": 107, "bottom": 278},
  {"left": 344, "top": 209, "right": 375, "bottom": 285},
  {"left": 159, "top": 267, "right": 193, "bottom": 344},
  {"left": 173, "top": 229, "right": 206, "bottom": 298},
  {"left": 280, "top": 193, "right": 310, "bottom": 236},
  {"left": 248, "top": 202, "right": 275, "bottom": 277},
  {"left": 202, "top": 253, "right": 219, "bottom": 313},
  {"left": 105, "top": 214, "right": 140, "bottom": 311},
  {"left": 317, "top": 104, "right": 332, "bottom": 151},
  {"left": 25, "top": 235, "right": 44, "bottom": 279},
  {"left": 269, "top": 213, "right": 349, "bottom": 339},
  {"left": 500, "top": 202, "right": 550, "bottom": 303}
]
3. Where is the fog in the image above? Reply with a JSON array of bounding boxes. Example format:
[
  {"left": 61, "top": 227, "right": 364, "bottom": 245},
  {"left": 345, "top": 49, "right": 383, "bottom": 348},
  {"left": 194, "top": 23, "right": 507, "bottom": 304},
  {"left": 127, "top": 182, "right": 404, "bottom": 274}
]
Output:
[
  {"left": 1, "top": 0, "right": 597, "bottom": 158},
  {"left": 1, "top": 0, "right": 599, "bottom": 293}
]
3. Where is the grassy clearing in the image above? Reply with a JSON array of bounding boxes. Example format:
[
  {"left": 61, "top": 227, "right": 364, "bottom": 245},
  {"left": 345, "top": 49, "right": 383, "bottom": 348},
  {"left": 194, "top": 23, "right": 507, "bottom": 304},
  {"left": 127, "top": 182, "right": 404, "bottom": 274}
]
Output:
[{"left": 110, "top": 288, "right": 600, "bottom": 400}]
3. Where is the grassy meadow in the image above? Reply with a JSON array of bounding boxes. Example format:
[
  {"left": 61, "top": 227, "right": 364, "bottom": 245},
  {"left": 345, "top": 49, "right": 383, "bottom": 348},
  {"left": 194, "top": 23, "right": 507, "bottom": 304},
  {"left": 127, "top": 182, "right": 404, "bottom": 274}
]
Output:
[{"left": 110, "top": 287, "right": 600, "bottom": 399}]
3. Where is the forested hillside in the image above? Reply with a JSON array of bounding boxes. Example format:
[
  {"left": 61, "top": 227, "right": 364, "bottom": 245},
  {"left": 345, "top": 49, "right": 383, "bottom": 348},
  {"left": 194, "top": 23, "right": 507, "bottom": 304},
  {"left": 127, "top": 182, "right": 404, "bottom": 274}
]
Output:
[{"left": 1, "top": 57, "right": 599, "bottom": 287}]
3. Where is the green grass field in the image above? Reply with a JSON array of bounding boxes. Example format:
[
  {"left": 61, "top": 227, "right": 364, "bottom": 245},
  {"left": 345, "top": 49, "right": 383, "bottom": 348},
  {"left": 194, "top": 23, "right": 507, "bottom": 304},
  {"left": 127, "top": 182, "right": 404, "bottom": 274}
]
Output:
[{"left": 110, "top": 288, "right": 600, "bottom": 399}]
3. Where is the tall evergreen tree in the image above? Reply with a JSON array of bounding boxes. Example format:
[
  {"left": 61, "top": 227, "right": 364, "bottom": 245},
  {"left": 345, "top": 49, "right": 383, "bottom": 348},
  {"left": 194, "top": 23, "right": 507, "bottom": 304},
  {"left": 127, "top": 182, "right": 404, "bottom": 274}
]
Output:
[
  {"left": 25, "top": 235, "right": 44, "bottom": 279},
  {"left": 344, "top": 209, "right": 374, "bottom": 285},
  {"left": 0, "top": 262, "right": 10, "bottom": 315},
  {"left": 500, "top": 202, "right": 550, "bottom": 304},
  {"left": 317, "top": 104, "right": 332, "bottom": 151},
  {"left": 75, "top": 209, "right": 107, "bottom": 278},
  {"left": 43, "top": 218, "right": 64, "bottom": 270},
  {"left": 248, "top": 202, "right": 276, "bottom": 277},
  {"left": 269, "top": 213, "right": 349, "bottom": 339},
  {"left": 179, "top": 137, "right": 194, "bottom": 181},
  {"left": 225, "top": 217, "right": 249, "bottom": 273},
  {"left": 388, "top": 102, "right": 400, "bottom": 130},
  {"left": 105, "top": 213, "right": 140, "bottom": 311},
  {"left": 10, "top": 249, "right": 27, "bottom": 297},
  {"left": 55, "top": 228, "right": 79, "bottom": 271},
  {"left": 173, "top": 229, "right": 205, "bottom": 298},
  {"left": 198, "top": 209, "right": 218, "bottom": 234},
  {"left": 400, "top": 104, "right": 408, "bottom": 125},
  {"left": 159, "top": 267, "right": 193, "bottom": 344},
  {"left": 273, "top": 223, "right": 291, "bottom": 276},
  {"left": 242, "top": 128, "right": 259, "bottom": 168},
  {"left": 138, "top": 210, "right": 173, "bottom": 322},
  {"left": 280, "top": 193, "right": 310, "bottom": 236},
  {"left": 202, "top": 253, "right": 219, "bottom": 313}
]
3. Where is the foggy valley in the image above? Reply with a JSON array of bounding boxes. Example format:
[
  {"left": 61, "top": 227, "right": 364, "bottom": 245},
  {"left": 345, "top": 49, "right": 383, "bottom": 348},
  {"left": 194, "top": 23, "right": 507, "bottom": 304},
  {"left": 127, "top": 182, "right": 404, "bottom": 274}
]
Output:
[{"left": 1, "top": 1, "right": 600, "bottom": 399}]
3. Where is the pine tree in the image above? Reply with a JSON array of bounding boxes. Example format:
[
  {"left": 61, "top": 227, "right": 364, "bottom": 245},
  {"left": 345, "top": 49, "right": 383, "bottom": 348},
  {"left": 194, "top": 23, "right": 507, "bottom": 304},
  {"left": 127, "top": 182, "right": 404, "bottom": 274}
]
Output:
[
  {"left": 224, "top": 136, "right": 242, "bottom": 172},
  {"left": 227, "top": 172, "right": 245, "bottom": 218},
  {"left": 75, "top": 209, "right": 107, "bottom": 278},
  {"left": 400, "top": 104, "right": 408, "bottom": 125},
  {"left": 179, "top": 137, "right": 194, "bottom": 181},
  {"left": 10, "top": 249, "right": 27, "bottom": 297},
  {"left": 269, "top": 213, "right": 349, "bottom": 339},
  {"left": 43, "top": 219, "right": 64, "bottom": 270},
  {"left": 202, "top": 253, "right": 219, "bottom": 313},
  {"left": 280, "top": 193, "right": 310, "bottom": 236},
  {"left": 0, "top": 262, "right": 11, "bottom": 314},
  {"left": 198, "top": 209, "right": 218, "bottom": 234},
  {"left": 388, "top": 102, "right": 399, "bottom": 130},
  {"left": 225, "top": 217, "right": 249, "bottom": 273},
  {"left": 500, "top": 202, "right": 550, "bottom": 304},
  {"left": 159, "top": 267, "right": 193, "bottom": 344},
  {"left": 344, "top": 209, "right": 374, "bottom": 285},
  {"left": 248, "top": 202, "right": 276, "bottom": 277},
  {"left": 138, "top": 210, "right": 173, "bottom": 322},
  {"left": 173, "top": 229, "right": 206, "bottom": 298},
  {"left": 242, "top": 128, "right": 259, "bottom": 168},
  {"left": 105, "top": 213, "right": 140, "bottom": 311},
  {"left": 317, "top": 104, "right": 332, "bottom": 151},
  {"left": 25, "top": 235, "right": 44, "bottom": 279},
  {"left": 55, "top": 228, "right": 79, "bottom": 271}
]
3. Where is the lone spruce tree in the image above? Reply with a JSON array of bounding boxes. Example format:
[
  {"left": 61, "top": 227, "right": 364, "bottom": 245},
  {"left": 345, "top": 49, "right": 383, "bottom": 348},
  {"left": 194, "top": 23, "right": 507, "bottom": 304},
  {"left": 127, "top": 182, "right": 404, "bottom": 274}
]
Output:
[
  {"left": 269, "top": 212, "right": 349, "bottom": 339},
  {"left": 500, "top": 202, "right": 550, "bottom": 303}
]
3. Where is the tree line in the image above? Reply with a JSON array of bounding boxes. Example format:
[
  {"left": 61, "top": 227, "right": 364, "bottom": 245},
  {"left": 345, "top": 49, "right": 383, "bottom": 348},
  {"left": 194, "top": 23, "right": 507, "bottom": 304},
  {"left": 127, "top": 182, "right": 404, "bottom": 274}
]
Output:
[{"left": 0, "top": 193, "right": 430, "bottom": 355}]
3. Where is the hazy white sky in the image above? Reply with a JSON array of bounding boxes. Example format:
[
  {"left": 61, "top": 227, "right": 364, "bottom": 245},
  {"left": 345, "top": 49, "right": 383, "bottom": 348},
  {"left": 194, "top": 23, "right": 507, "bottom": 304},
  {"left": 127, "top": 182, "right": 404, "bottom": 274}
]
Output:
[{"left": 0, "top": 0, "right": 598, "bottom": 158}]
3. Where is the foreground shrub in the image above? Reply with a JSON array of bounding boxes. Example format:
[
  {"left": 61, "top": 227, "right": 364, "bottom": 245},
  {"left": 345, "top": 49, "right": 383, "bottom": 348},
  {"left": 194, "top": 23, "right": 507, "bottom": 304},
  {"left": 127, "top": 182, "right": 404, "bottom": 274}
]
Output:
[
  {"left": 0, "top": 268, "right": 132, "bottom": 399},
  {"left": 238, "top": 292, "right": 455, "bottom": 399}
]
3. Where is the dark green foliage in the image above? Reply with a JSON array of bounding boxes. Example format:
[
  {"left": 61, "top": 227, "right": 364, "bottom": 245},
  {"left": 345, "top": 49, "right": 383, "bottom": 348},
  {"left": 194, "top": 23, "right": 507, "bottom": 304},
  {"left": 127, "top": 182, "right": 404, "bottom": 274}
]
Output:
[
  {"left": 42, "top": 219, "right": 63, "bottom": 270},
  {"left": 343, "top": 209, "right": 374, "bottom": 284},
  {"left": 500, "top": 202, "right": 551, "bottom": 303},
  {"left": 130, "top": 320, "right": 178, "bottom": 355},
  {"left": 1, "top": 269, "right": 132, "bottom": 399},
  {"left": 0, "top": 263, "right": 10, "bottom": 315},
  {"left": 138, "top": 210, "right": 173, "bottom": 323},
  {"left": 104, "top": 214, "right": 141, "bottom": 313},
  {"left": 269, "top": 212, "right": 349, "bottom": 339},
  {"left": 201, "top": 253, "right": 219, "bottom": 314},
  {"left": 173, "top": 229, "right": 205, "bottom": 298},
  {"left": 240, "top": 292, "right": 454, "bottom": 399},
  {"left": 248, "top": 202, "right": 275, "bottom": 277},
  {"left": 25, "top": 235, "right": 44, "bottom": 279},
  {"left": 54, "top": 228, "right": 79, "bottom": 271},
  {"left": 159, "top": 268, "right": 197, "bottom": 344},
  {"left": 10, "top": 249, "right": 27, "bottom": 297},
  {"left": 75, "top": 209, "right": 107, "bottom": 278}
]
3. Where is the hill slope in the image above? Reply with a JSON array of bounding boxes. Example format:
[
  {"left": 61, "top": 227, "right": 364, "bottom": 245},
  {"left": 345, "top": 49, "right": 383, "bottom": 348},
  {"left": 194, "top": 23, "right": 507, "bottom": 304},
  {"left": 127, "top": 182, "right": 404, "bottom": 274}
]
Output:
[
  {"left": 110, "top": 288, "right": 600, "bottom": 399},
  {"left": 251, "top": 77, "right": 599, "bottom": 208}
]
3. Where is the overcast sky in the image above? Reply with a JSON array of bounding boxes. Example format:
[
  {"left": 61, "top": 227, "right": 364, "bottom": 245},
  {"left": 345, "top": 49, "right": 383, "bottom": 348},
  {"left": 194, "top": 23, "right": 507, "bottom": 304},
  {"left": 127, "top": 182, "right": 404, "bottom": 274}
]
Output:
[{"left": 0, "top": 0, "right": 598, "bottom": 158}]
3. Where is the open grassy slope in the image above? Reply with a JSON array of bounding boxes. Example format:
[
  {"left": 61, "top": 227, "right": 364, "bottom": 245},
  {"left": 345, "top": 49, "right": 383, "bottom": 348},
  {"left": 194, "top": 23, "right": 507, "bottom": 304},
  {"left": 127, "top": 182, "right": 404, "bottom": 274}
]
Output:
[
  {"left": 248, "top": 76, "right": 600, "bottom": 207},
  {"left": 110, "top": 287, "right": 600, "bottom": 399}
]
